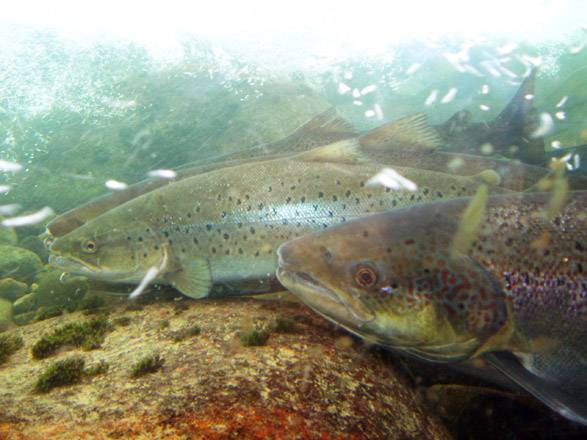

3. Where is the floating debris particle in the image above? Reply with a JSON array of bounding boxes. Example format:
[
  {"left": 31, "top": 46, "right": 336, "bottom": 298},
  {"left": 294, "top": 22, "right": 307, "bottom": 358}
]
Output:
[
  {"left": 352, "top": 88, "right": 361, "bottom": 98},
  {"left": 365, "top": 109, "right": 375, "bottom": 118},
  {"left": 367, "top": 168, "right": 418, "bottom": 192},
  {"left": 0, "top": 160, "right": 22, "bottom": 173},
  {"left": 556, "top": 96, "right": 568, "bottom": 108},
  {"left": 479, "top": 104, "right": 491, "bottom": 111},
  {"left": 337, "top": 82, "right": 350, "bottom": 94},
  {"left": 2, "top": 207, "right": 54, "bottom": 227},
  {"left": 480, "top": 143, "right": 494, "bottom": 155},
  {"left": 128, "top": 266, "right": 159, "bottom": 299},
  {"left": 551, "top": 140, "right": 562, "bottom": 149},
  {"left": 105, "top": 179, "right": 128, "bottom": 190},
  {"left": 0, "top": 185, "right": 10, "bottom": 194},
  {"left": 352, "top": 100, "right": 363, "bottom": 106},
  {"left": 147, "top": 169, "right": 177, "bottom": 179},
  {"left": 531, "top": 112, "right": 554, "bottom": 138},
  {"left": 373, "top": 104, "right": 384, "bottom": 120},
  {"left": 360, "top": 84, "right": 376, "bottom": 95},
  {"left": 441, "top": 88, "right": 458, "bottom": 104},
  {"left": 555, "top": 111, "right": 566, "bottom": 120},
  {"left": 481, "top": 84, "right": 490, "bottom": 94},
  {"left": 524, "top": 94, "right": 534, "bottom": 100},
  {"left": 425, "top": 89, "right": 438, "bottom": 106},
  {"left": 406, "top": 63, "right": 421, "bottom": 75}
]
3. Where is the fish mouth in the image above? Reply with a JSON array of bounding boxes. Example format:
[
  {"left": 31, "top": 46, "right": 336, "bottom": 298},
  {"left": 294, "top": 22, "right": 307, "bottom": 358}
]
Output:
[
  {"left": 48, "top": 254, "right": 139, "bottom": 282},
  {"left": 277, "top": 268, "right": 346, "bottom": 306}
]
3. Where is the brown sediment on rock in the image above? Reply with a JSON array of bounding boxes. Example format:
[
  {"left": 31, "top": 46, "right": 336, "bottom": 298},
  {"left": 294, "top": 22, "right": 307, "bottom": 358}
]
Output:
[{"left": 0, "top": 298, "right": 450, "bottom": 439}]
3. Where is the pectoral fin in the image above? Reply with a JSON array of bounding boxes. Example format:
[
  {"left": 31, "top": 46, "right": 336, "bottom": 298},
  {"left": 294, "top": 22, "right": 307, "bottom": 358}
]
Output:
[
  {"left": 485, "top": 351, "right": 587, "bottom": 425},
  {"left": 165, "top": 258, "right": 213, "bottom": 299}
]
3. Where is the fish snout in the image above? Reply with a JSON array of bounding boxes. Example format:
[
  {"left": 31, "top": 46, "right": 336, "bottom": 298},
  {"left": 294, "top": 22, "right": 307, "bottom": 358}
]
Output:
[{"left": 276, "top": 241, "right": 299, "bottom": 271}]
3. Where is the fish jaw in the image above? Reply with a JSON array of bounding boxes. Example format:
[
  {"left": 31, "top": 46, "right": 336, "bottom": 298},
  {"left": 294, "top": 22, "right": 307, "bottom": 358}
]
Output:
[{"left": 48, "top": 253, "right": 148, "bottom": 284}]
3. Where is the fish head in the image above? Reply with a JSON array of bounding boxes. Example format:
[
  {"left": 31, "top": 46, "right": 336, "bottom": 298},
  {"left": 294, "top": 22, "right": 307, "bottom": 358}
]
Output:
[
  {"left": 277, "top": 205, "right": 509, "bottom": 362},
  {"left": 49, "top": 215, "right": 166, "bottom": 283}
]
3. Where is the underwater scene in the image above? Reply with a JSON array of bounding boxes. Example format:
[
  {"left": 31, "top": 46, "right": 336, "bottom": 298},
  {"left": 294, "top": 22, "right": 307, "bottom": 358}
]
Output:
[{"left": 1, "top": 1, "right": 587, "bottom": 438}]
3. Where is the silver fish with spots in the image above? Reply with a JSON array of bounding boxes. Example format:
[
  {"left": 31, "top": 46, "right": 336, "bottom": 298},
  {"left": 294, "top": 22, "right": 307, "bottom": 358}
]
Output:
[
  {"left": 276, "top": 190, "right": 587, "bottom": 424},
  {"left": 48, "top": 131, "right": 507, "bottom": 299}
]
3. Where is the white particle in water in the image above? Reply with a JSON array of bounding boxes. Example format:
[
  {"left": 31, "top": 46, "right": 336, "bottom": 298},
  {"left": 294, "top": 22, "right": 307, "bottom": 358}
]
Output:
[
  {"left": 481, "top": 84, "right": 490, "bottom": 95},
  {"left": 352, "top": 88, "right": 361, "bottom": 98},
  {"left": 480, "top": 104, "right": 491, "bottom": 111},
  {"left": 2, "top": 207, "right": 54, "bottom": 227},
  {"left": 480, "top": 143, "right": 494, "bottom": 155},
  {"left": 337, "top": 82, "right": 350, "bottom": 95},
  {"left": 105, "top": 179, "right": 128, "bottom": 190},
  {"left": 360, "top": 85, "right": 377, "bottom": 95},
  {"left": 344, "top": 72, "right": 353, "bottom": 80},
  {"left": 425, "top": 90, "right": 438, "bottom": 106},
  {"left": 531, "top": 113, "right": 554, "bottom": 138},
  {"left": 0, "top": 160, "right": 22, "bottom": 173},
  {"left": 373, "top": 104, "right": 384, "bottom": 121},
  {"left": 441, "top": 88, "right": 458, "bottom": 104},
  {"left": 555, "top": 111, "right": 566, "bottom": 120},
  {"left": 129, "top": 266, "right": 159, "bottom": 299},
  {"left": 365, "top": 110, "right": 375, "bottom": 118},
  {"left": 556, "top": 96, "right": 568, "bottom": 108},
  {"left": 366, "top": 168, "right": 418, "bottom": 192},
  {"left": 524, "top": 94, "right": 534, "bottom": 100},
  {"left": 406, "top": 63, "right": 421, "bottom": 75},
  {"left": 0, "top": 185, "right": 10, "bottom": 194},
  {"left": 551, "top": 140, "right": 562, "bottom": 149},
  {"left": 148, "top": 169, "right": 177, "bottom": 179},
  {"left": 352, "top": 100, "right": 363, "bottom": 106}
]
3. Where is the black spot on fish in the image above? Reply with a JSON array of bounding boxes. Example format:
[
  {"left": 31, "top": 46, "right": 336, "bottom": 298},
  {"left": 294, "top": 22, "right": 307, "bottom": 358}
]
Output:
[
  {"left": 286, "top": 197, "right": 292, "bottom": 203},
  {"left": 245, "top": 195, "right": 250, "bottom": 200},
  {"left": 423, "top": 188, "right": 429, "bottom": 195},
  {"left": 577, "top": 263, "right": 583, "bottom": 273},
  {"left": 301, "top": 196, "right": 306, "bottom": 203},
  {"left": 154, "top": 245, "right": 159, "bottom": 250},
  {"left": 206, "top": 224, "right": 212, "bottom": 231},
  {"left": 187, "top": 213, "right": 192, "bottom": 218},
  {"left": 345, "top": 190, "right": 351, "bottom": 197},
  {"left": 332, "top": 195, "right": 338, "bottom": 202},
  {"left": 193, "top": 238, "right": 198, "bottom": 245},
  {"left": 355, "top": 198, "right": 360, "bottom": 205},
  {"left": 127, "top": 236, "right": 131, "bottom": 241},
  {"left": 254, "top": 251, "right": 260, "bottom": 257},
  {"left": 576, "top": 241, "right": 584, "bottom": 252},
  {"left": 237, "top": 222, "right": 243, "bottom": 228},
  {"left": 143, "top": 253, "right": 148, "bottom": 258},
  {"left": 505, "top": 237, "right": 514, "bottom": 246},
  {"left": 290, "top": 185, "right": 296, "bottom": 190},
  {"left": 436, "top": 191, "right": 443, "bottom": 198},
  {"left": 217, "top": 194, "right": 221, "bottom": 201},
  {"left": 168, "top": 239, "right": 173, "bottom": 245},
  {"left": 238, "top": 248, "right": 243, "bottom": 254},
  {"left": 225, "top": 250, "right": 230, "bottom": 255},
  {"left": 223, "top": 233, "right": 229, "bottom": 240},
  {"left": 318, "top": 191, "right": 324, "bottom": 198},
  {"left": 163, "top": 231, "right": 169, "bottom": 238},
  {"left": 336, "top": 180, "right": 341, "bottom": 185},
  {"left": 250, "top": 227, "right": 256, "bottom": 235},
  {"left": 138, "top": 237, "right": 143, "bottom": 242},
  {"left": 212, "top": 247, "right": 216, "bottom": 254},
  {"left": 392, "top": 200, "right": 397, "bottom": 207},
  {"left": 360, "top": 181, "right": 364, "bottom": 187},
  {"left": 196, "top": 206, "right": 201, "bottom": 213},
  {"left": 410, "top": 194, "right": 415, "bottom": 201},
  {"left": 237, "top": 199, "right": 242, "bottom": 205},
  {"left": 363, "top": 230, "right": 369, "bottom": 237}
]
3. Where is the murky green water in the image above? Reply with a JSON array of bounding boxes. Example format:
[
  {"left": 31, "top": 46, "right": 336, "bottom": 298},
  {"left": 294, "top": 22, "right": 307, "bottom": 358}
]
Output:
[{"left": 0, "top": 2, "right": 586, "bottom": 438}]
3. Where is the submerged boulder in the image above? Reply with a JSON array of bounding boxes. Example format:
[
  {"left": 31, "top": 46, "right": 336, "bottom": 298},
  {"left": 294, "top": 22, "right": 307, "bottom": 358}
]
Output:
[
  {"left": 0, "top": 245, "right": 43, "bottom": 284},
  {"left": 0, "top": 278, "right": 28, "bottom": 302},
  {"left": 0, "top": 225, "right": 17, "bottom": 245},
  {"left": 0, "top": 298, "right": 12, "bottom": 332},
  {"left": 0, "top": 298, "right": 450, "bottom": 439}
]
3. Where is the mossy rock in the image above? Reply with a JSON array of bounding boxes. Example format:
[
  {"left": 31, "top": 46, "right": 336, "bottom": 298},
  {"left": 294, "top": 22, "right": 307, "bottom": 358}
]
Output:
[
  {"left": 0, "top": 245, "right": 43, "bottom": 284},
  {"left": 19, "top": 236, "right": 49, "bottom": 263},
  {"left": 12, "top": 311, "right": 36, "bottom": 326},
  {"left": 0, "top": 225, "right": 17, "bottom": 245},
  {"left": 33, "top": 270, "right": 88, "bottom": 310},
  {"left": 34, "top": 357, "right": 86, "bottom": 393},
  {"left": 12, "top": 293, "right": 39, "bottom": 315},
  {"left": 0, "top": 298, "right": 13, "bottom": 332},
  {"left": 0, "top": 278, "right": 28, "bottom": 302}
]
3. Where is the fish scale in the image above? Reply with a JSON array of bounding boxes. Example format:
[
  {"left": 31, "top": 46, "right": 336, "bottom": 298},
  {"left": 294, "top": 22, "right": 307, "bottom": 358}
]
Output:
[{"left": 49, "top": 143, "right": 507, "bottom": 299}]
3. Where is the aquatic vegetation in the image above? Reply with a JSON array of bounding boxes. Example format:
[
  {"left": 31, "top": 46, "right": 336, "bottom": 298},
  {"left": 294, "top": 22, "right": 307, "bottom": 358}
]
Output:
[
  {"left": 169, "top": 324, "right": 201, "bottom": 342},
  {"left": 112, "top": 316, "right": 132, "bottom": 327},
  {"left": 240, "top": 329, "right": 270, "bottom": 347},
  {"left": 77, "top": 295, "right": 107, "bottom": 315},
  {"left": 0, "top": 298, "right": 13, "bottom": 332},
  {"left": 130, "top": 353, "right": 164, "bottom": 378},
  {"left": 31, "top": 316, "right": 113, "bottom": 359},
  {"left": 158, "top": 319, "right": 170, "bottom": 330},
  {"left": 84, "top": 360, "right": 109, "bottom": 377},
  {"left": 0, "top": 334, "right": 24, "bottom": 365},
  {"left": 173, "top": 301, "right": 189, "bottom": 314},
  {"left": 35, "top": 306, "right": 64, "bottom": 321},
  {"left": 18, "top": 236, "right": 49, "bottom": 263},
  {"left": 271, "top": 317, "right": 299, "bottom": 333},
  {"left": 34, "top": 357, "right": 85, "bottom": 393}
]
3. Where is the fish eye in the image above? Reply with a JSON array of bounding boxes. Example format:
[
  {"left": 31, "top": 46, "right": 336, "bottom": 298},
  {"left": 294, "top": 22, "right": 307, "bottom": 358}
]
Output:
[
  {"left": 82, "top": 239, "right": 97, "bottom": 253},
  {"left": 354, "top": 264, "right": 378, "bottom": 288}
]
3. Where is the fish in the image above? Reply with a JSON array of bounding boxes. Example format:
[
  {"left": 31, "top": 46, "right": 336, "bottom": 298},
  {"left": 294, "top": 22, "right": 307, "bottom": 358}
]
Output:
[
  {"left": 276, "top": 190, "right": 587, "bottom": 424},
  {"left": 48, "top": 129, "right": 508, "bottom": 300},
  {"left": 45, "top": 108, "right": 357, "bottom": 238},
  {"left": 46, "top": 73, "right": 564, "bottom": 239}
]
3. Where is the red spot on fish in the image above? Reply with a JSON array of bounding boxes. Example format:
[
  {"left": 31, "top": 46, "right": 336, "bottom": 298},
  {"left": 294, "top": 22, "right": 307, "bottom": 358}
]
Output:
[{"left": 405, "top": 239, "right": 415, "bottom": 245}]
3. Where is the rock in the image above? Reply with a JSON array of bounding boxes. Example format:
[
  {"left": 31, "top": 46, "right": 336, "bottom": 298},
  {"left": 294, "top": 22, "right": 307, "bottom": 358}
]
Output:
[
  {"left": 12, "top": 311, "right": 36, "bottom": 326},
  {"left": 33, "top": 270, "right": 88, "bottom": 310},
  {"left": 0, "top": 224, "right": 17, "bottom": 245},
  {"left": 0, "top": 298, "right": 450, "bottom": 439},
  {"left": 19, "top": 235, "right": 49, "bottom": 263},
  {"left": 0, "top": 298, "right": 12, "bottom": 332},
  {"left": 12, "top": 292, "right": 38, "bottom": 315},
  {"left": 0, "top": 278, "right": 28, "bottom": 302},
  {"left": 0, "top": 245, "right": 43, "bottom": 284}
]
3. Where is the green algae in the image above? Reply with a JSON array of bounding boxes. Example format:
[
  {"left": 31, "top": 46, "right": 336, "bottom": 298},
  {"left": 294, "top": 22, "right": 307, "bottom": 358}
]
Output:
[
  {"left": 271, "top": 317, "right": 299, "bottom": 333},
  {"left": 31, "top": 316, "right": 113, "bottom": 359},
  {"left": 240, "top": 329, "right": 270, "bottom": 347},
  {"left": 112, "top": 316, "right": 132, "bottom": 327},
  {"left": 130, "top": 353, "right": 164, "bottom": 378},
  {"left": 34, "top": 357, "right": 85, "bottom": 393},
  {"left": 169, "top": 324, "right": 201, "bottom": 342},
  {"left": 0, "top": 334, "right": 24, "bottom": 365}
]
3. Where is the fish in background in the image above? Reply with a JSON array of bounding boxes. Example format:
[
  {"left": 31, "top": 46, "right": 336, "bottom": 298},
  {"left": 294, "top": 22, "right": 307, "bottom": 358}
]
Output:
[
  {"left": 48, "top": 119, "right": 508, "bottom": 300},
  {"left": 46, "top": 71, "right": 567, "bottom": 239},
  {"left": 276, "top": 189, "right": 587, "bottom": 424}
]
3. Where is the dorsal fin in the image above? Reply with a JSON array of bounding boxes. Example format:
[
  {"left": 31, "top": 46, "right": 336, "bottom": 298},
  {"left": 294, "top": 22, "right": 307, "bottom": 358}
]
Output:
[
  {"left": 298, "top": 107, "right": 356, "bottom": 135},
  {"left": 294, "top": 139, "right": 366, "bottom": 164},
  {"left": 359, "top": 113, "right": 443, "bottom": 151}
]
